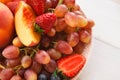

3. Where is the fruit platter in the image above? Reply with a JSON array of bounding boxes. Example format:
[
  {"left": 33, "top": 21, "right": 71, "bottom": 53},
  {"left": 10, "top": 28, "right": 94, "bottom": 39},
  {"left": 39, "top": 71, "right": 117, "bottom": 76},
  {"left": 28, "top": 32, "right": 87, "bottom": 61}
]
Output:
[{"left": 0, "top": 0, "right": 94, "bottom": 80}]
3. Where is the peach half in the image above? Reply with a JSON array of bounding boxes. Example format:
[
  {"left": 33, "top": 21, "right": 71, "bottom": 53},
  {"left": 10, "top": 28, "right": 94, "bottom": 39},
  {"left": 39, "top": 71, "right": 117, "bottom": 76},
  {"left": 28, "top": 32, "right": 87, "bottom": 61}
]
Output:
[{"left": 15, "top": 1, "right": 40, "bottom": 46}]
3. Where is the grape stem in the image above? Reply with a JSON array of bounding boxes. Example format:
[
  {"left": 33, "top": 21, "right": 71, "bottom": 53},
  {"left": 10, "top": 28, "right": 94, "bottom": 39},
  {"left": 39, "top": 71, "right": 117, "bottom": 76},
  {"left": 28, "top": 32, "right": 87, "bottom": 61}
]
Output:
[
  {"left": 58, "top": 0, "right": 63, "bottom": 5},
  {"left": 20, "top": 48, "right": 27, "bottom": 54},
  {"left": 48, "top": 8, "right": 55, "bottom": 13},
  {"left": 16, "top": 65, "right": 22, "bottom": 73},
  {"left": 0, "top": 64, "right": 5, "bottom": 69},
  {"left": 30, "top": 51, "right": 35, "bottom": 58},
  {"left": 13, "top": 65, "right": 22, "bottom": 72}
]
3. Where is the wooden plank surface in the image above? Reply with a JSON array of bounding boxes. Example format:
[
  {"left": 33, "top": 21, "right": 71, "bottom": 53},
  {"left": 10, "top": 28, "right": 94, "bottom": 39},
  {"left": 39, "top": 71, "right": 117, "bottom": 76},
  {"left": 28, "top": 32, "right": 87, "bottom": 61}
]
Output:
[
  {"left": 79, "top": 38, "right": 120, "bottom": 80},
  {"left": 77, "top": 0, "right": 120, "bottom": 48},
  {"left": 76, "top": 0, "right": 120, "bottom": 80}
]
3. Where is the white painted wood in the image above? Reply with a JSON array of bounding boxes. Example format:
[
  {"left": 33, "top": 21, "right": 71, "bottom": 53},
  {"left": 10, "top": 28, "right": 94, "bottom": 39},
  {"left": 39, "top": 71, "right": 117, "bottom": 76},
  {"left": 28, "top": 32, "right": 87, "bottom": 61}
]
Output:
[
  {"left": 77, "top": 0, "right": 120, "bottom": 48},
  {"left": 76, "top": 0, "right": 120, "bottom": 80},
  {"left": 79, "top": 38, "right": 120, "bottom": 80}
]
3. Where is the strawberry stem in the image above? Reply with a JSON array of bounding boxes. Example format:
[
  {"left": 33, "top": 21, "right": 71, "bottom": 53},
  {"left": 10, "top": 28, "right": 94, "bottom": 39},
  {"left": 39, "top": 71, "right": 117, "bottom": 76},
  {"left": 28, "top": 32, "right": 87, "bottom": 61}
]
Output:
[
  {"left": 34, "top": 23, "right": 44, "bottom": 34},
  {"left": 53, "top": 68, "right": 70, "bottom": 80},
  {"left": 53, "top": 69, "right": 58, "bottom": 77}
]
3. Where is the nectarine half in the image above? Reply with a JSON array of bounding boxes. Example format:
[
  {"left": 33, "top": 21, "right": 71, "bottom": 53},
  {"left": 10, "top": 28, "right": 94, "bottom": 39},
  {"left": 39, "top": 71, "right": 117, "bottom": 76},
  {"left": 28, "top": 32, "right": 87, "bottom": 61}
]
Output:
[
  {"left": 15, "top": 1, "right": 40, "bottom": 46},
  {"left": 0, "top": 2, "right": 14, "bottom": 48}
]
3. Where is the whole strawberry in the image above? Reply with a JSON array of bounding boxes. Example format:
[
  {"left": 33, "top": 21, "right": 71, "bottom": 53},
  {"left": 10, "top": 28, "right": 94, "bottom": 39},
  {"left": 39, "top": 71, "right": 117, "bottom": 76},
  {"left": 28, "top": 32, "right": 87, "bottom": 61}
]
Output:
[
  {"left": 35, "top": 13, "right": 57, "bottom": 33},
  {"left": 26, "top": 0, "right": 45, "bottom": 15}
]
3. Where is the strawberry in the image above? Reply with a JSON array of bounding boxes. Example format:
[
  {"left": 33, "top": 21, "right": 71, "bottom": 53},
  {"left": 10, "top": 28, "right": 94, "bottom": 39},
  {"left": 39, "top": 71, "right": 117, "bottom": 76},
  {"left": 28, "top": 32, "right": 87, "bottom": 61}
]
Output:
[
  {"left": 35, "top": 13, "right": 56, "bottom": 33},
  {"left": 26, "top": 0, "right": 45, "bottom": 15},
  {"left": 57, "top": 54, "right": 86, "bottom": 77},
  {"left": 6, "top": 1, "right": 20, "bottom": 14}
]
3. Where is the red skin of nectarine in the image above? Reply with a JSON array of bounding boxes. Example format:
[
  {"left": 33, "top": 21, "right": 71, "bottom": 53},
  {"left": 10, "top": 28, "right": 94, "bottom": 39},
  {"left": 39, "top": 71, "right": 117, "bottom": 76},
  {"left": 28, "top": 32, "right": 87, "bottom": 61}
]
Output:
[
  {"left": 0, "top": 0, "right": 13, "bottom": 4},
  {"left": 0, "top": 2, "right": 14, "bottom": 48}
]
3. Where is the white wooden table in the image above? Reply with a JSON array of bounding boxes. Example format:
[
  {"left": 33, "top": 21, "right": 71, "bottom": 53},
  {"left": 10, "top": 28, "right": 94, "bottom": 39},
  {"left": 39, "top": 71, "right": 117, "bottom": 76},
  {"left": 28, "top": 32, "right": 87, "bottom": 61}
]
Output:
[{"left": 77, "top": 0, "right": 120, "bottom": 80}]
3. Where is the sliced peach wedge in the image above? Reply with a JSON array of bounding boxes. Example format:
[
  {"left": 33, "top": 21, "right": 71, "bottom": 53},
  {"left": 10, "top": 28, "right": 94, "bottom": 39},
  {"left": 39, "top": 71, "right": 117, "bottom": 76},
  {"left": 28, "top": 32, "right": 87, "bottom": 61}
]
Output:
[{"left": 15, "top": 1, "right": 41, "bottom": 46}]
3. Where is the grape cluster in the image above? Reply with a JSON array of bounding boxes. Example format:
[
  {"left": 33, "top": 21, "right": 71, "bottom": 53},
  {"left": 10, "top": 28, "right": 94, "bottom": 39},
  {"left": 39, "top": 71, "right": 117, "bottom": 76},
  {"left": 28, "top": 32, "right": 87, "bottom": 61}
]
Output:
[{"left": 0, "top": 0, "right": 94, "bottom": 80}]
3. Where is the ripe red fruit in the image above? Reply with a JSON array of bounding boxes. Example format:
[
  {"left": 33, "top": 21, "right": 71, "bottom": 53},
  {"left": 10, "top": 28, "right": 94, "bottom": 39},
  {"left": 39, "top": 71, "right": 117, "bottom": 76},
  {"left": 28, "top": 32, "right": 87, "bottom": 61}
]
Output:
[
  {"left": 65, "top": 12, "right": 77, "bottom": 27},
  {"left": 57, "top": 54, "right": 86, "bottom": 77},
  {"left": 79, "top": 30, "right": 91, "bottom": 43},
  {"left": 21, "top": 55, "right": 32, "bottom": 68},
  {"left": 54, "top": 4, "right": 68, "bottom": 18},
  {"left": 45, "top": 0, "right": 52, "bottom": 11},
  {"left": 34, "top": 50, "right": 50, "bottom": 64},
  {"left": 0, "top": 68, "right": 14, "bottom": 80},
  {"left": 2, "top": 45, "right": 20, "bottom": 59},
  {"left": 35, "top": 13, "right": 57, "bottom": 33},
  {"left": 51, "top": 0, "right": 59, "bottom": 8},
  {"left": 63, "top": 0, "right": 75, "bottom": 8},
  {"left": 83, "top": 18, "right": 95, "bottom": 29},
  {"left": 56, "top": 40, "right": 73, "bottom": 54},
  {"left": 24, "top": 69, "right": 37, "bottom": 80},
  {"left": 26, "top": 0, "right": 45, "bottom": 15},
  {"left": 10, "top": 75, "right": 22, "bottom": 80},
  {"left": 6, "top": 1, "right": 20, "bottom": 14}
]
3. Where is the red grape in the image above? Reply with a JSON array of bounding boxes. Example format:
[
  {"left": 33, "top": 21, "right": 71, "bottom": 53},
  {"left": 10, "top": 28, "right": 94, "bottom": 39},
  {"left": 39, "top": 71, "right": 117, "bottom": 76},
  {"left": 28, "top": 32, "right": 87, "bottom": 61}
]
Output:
[
  {"left": 56, "top": 40, "right": 73, "bottom": 54},
  {"left": 10, "top": 75, "right": 22, "bottom": 80},
  {"left": 64, "top": 25, "right": 77, "bottom": 33},
  {"left": 54, "top": 4, "right": 68, "bottom": 18},
  {"left": 54, "top": 18, "right": 67, "bottom": 32},
  {"left": 24, "top": 69, "right": 37, "bottom": 80},
  {"left": 73, "top": 41, "right": 85, "bottom": 53},
  {"left": 12, "top": 37, "right": 23, "bottom": 48},
  {"left": 51, "top": 0, "right": 59, "bottom": 8},
  {"left": 83, "top": 18, "right": 95, "bottom": 29},
  {"left": 30, "top": 60, "right": 42, "bottom": 74},
  {"left": 47, "top": 28, "right": 56, "bottom": 37},
  {"left": 6, "top": 57, "right": 21, "bottom": 68},
  {"left": 45, "top": 0, "right": 52, "bottom": 11},
  {"left": 21, "top": 55, "right": 32, "bottom": 68},
  {"left": 85, "top": 28, "right": 92, "bottom": 35},
  {"left": 0, "top": 67, "right": 2, "bottom": 71},
  {"left": 67, "top": 32, "right": 79, "bottom": 47},
  {"left": 63, "top": 0, "right": 75, "bottom": 8},
  {"left": 76, "top": 15, "right": 88, "bottom": 27},
  {"left": 0, "top": 68, "right": 14, "bottom": 80},
  {"left": 44, "top": 59, "right": 57, "bottom": 73},
  {"left": 71, "top": 4, "right": 80, "bottom": 11},
  {"left": 35, "top": 50, "right": 50, "bottom": 64},
  {"left": 65, "top": 12, "right": 77, "bottom": 27},
  {"left": 18, "top": 69, "right": 26, "bottom": 78},
  {"left": 47, "top": 48, "right": 62, "bottom": 60},
  {"left": 2, "top": 45, "right": 20, "bottom": 59},
  {"left": 41, "top": 36, "right": 50, "bottom": 48},
  {"left": 79, "top": 30, "right": 91, "bottom": 43},
  {"left": 53, "top": 32, "right": 67, "bottom": 41},
  {"left": 73, "top": 10, "right": 86, "bottom": 17}
]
